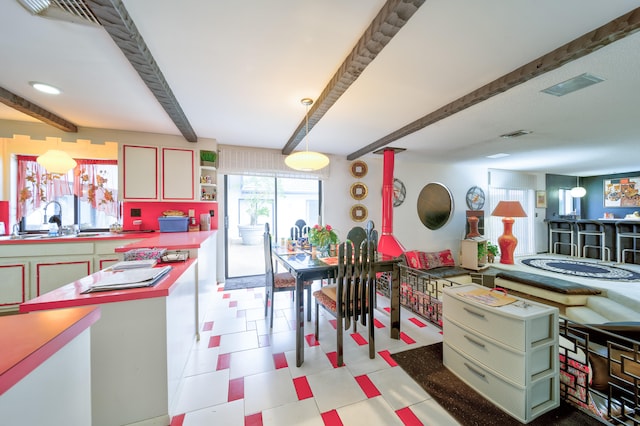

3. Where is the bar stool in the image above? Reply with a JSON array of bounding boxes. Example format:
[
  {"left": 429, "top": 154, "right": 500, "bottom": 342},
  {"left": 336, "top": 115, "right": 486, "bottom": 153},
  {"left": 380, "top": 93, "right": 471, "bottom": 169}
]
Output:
[
  {"left": 548, "top": 219, "right": 577, "bottom": 256},
  {"left": 615, "top": 221, "right": 640, "bottom": 264},
  {"left": 576, "top": 220, "right": 611, "bottom": 261}
]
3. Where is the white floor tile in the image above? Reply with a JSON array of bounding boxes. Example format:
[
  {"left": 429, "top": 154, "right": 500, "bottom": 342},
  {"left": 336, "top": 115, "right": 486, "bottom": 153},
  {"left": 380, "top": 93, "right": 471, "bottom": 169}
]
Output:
[
  {"left": 183, "top": 345, "right": 219, "bottom": 377},
  {"left": 243, "top": 368, "right": 298, "bottom": 415},
  {"left": 262, "top": 398, "right": 324, "bottom": 426},
  {"left": 174, "top": 369, "right": 230, "bottom": 414},
  {"left": 368, "top": 365, "right": 431, "bottom": 410},
  {"left": 218, "top": 330, "right": 259, "bottom": 354},
  {"left": 182, "top": 399, "right": 245, "bottom": 426},
  {"left": 212, "top": 317, "right": 247, "bottom": 335},
  {"left": 336, "top": 395, "right": 404, "bottom": 426},
  {"left": 229, "top": 346, "right": 276, "bottom": 379},
  {"left": 306, "top": 367, "right": 367, "bottom": 413},
  {"left": 285, "top": 345, "right": 334, "bottom": 378},
  {"left": 409, "top": 398, "right": 462, "bottom": 425}
]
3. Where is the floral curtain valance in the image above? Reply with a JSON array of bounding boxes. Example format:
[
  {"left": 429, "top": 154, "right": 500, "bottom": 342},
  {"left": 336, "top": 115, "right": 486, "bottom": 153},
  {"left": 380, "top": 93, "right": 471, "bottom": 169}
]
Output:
[{"left": 16, "top": 155, "right": 118, "bottom": 221}]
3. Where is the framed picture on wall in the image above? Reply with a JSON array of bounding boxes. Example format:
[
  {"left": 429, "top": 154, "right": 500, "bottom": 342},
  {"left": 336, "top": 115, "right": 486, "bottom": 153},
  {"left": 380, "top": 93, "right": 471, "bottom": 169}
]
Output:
[
  {"left": 536, "top": 190, "right": 547, "bottom": 208},
  {"left": 604, "top": 176, "right": 640, "bottom": 207}
]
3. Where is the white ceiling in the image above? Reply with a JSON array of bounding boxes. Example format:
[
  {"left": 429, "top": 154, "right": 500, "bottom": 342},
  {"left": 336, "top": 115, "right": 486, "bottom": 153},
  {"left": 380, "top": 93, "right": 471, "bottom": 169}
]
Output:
[{"left": 1, "top": 0, "right": 639, "bottom": 176}]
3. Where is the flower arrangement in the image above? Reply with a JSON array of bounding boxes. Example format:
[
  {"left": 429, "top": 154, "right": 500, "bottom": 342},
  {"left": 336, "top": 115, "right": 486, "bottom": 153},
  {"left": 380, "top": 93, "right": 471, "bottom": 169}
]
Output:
[{"left": 308, "top": 224, "right": 338, "bottom": 248}]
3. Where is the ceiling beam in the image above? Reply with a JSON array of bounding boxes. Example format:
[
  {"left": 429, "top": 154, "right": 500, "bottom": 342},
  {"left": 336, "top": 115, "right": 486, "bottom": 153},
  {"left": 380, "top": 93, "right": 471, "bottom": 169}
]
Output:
[
  {"left": 282, "top": 0, "right": 425, "bottom": 155},
  {"left": 0, "top": 87, "right": 78, "bottom": 132},
  {"left": 86, "top": 0, "right": 198, "bottom": 142},
  {"left": 347, "top": 7, "right": 640, "bottom": 160}
]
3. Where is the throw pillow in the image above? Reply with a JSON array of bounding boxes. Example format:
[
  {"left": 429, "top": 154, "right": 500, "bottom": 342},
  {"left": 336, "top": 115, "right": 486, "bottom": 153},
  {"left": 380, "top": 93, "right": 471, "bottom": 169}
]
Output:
[{"left": 404, "top": 250, "right": 423, "bottom": 269}]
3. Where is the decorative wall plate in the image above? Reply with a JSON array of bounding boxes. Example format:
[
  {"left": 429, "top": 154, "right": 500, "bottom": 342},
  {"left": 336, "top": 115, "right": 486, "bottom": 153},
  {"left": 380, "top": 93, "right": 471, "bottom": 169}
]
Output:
[
  {"left": 393, "top": 178, "right": 406, "bottom": 207},
  {"left": 350, "top": 182, "right": 368, "bottom": 200},
  {"left": 350, "top": 160, "right": 368, "bottom": 178},
  {"left": 465, "top": 186, "right": 485, "bottom": 210},
  {"left": 350, "top": 204, "right": 368, "bottom": 222}
]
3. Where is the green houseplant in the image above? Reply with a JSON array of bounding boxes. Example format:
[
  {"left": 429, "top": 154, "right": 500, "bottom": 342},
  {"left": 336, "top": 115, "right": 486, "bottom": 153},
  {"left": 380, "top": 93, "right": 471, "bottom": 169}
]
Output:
[
  {"left": 487, "top": 242, "right": 499, "bottom": 263},
  {"left": 200, "top": 150, "right": 217, "bottom": 167}
]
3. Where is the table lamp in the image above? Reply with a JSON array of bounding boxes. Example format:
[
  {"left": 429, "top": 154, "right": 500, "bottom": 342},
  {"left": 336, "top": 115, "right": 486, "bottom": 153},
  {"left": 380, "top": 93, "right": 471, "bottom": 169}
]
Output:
[{"left": 491, "top": 201, "right": 527, "bottom": 264}]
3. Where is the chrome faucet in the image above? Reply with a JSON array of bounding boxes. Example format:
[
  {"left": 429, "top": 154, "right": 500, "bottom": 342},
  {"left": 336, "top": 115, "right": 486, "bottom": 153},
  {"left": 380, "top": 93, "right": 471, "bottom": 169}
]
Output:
[
  {"left": 12, "top": 223, "right": 20, "bottom": 237},
  {"left": 43, "top": 200, "right": 63, "bottom": 226}
]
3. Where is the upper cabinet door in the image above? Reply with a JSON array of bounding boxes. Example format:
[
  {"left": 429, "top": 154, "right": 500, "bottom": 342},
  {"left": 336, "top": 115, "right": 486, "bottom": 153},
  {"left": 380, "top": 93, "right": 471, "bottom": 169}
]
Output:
[
  {"left": 122, "top": 145, "right": 158, "bottom": 200},
  {"left": 162, "top": 148, "right": 195, "bottom": 200}
]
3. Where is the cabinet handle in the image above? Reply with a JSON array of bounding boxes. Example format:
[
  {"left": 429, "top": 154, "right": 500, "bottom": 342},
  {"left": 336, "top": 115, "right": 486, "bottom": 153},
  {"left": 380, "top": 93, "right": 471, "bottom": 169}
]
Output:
[
  {"left": 463, "top": 307, "right": 485, "bottom": 318},
  {"left": 464, "top": 334, "right": 486, "bottom": 348},
  {"left": 464, "top": 362, "right": 486, "bottom": 379}
]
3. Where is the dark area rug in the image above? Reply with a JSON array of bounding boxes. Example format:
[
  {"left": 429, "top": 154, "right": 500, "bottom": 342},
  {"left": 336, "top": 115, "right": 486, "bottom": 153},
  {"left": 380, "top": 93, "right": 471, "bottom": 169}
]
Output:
[
  {"left": 521, "top": 258, "right": 640, "bottom": 281},
  {"left": 391, "top": 343, "right": 605, "bottom": 426},
  {"left": 223, "top": 275, "right": 265, "bottom": 291}
]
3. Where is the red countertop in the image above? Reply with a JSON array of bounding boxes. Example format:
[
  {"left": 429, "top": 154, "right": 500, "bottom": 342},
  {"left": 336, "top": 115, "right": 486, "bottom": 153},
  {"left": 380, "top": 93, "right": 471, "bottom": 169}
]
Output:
[
  {"left": 20, "top": 259, "right": 196, "bottom": 313},
  {"left": 0, "top": 306, "right": 101, "bottom": 396},
  {"left": 114, "top": 230, "right": 216, "bottom": 252}
]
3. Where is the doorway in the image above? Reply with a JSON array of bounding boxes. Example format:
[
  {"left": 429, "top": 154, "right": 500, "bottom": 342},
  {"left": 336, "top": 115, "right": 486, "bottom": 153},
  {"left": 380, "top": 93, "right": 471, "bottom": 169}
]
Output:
[{"left": 224, "top": 175, "right": 321, "bottom": 279}]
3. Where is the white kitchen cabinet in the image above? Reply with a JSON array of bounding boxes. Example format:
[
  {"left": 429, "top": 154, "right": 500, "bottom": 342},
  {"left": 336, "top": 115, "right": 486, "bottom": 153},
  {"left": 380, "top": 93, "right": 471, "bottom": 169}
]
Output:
[
  {"left": 0, "top": 260, "right": 29, "bottom": 313},
  {"left": 443, "top": 283, "right": 559, "bottom": 423},
  {"left": 162, "top": 147, "right": 195, "bottom": 200},
  {"left": 122, "top": 144, "right": 159, "bottom": 200},
  {"left": 31, "top": 257, "right": 92, "bottom": 297},
  {"left": 460, "top": 238, "right": 487, "bottom": 271}
]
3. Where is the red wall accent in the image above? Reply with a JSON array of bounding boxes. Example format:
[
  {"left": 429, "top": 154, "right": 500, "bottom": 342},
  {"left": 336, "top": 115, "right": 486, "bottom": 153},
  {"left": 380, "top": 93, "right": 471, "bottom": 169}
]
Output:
[
  {"left": 0, "top": 201, "right": 8, "bottom": 235},
  {"left": 121, "top": 201, "right": 218, "bottom": 231}
]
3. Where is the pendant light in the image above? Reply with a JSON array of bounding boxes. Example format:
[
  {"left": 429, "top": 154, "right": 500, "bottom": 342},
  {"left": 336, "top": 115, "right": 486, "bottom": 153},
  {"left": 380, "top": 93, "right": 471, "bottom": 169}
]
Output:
[
  {"left": 570, "top": 176, "right": 586, "bottom": 198},
  {"left": 285, "top": 98, "right": 330, "bottom": 171},
  {"left": 37, "top": 149, "right": 77, "bottom": 174}
]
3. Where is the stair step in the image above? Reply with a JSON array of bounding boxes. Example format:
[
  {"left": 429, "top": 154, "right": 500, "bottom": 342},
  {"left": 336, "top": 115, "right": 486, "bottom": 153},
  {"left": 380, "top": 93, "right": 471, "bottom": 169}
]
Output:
[
  {"left": 586, "top": 296, "right": 640, "bottom": 322},
  {"left": 564, "top": 306, "right": 611, "bottom": 324}
]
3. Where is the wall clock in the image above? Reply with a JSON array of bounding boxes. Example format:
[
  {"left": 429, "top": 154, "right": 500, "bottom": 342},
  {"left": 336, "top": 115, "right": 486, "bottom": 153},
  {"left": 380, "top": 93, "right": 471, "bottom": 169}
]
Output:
[
  {"left": 393, "top": 178, "right": 406, "bottom": 207},
  {"left": 350, "top": 182, "right": 368, "bottom": 200},
  {"left": 465, "top": 186, "right": 485, "bottom": 210},
  {"left": 350, "top": 160, "right": 368, "bottom": 178}
]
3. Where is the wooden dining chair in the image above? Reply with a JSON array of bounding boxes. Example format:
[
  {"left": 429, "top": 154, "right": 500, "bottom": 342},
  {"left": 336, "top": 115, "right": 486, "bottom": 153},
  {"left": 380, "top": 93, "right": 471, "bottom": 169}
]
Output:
[
  {"left": 264, "top": 223, "right": 313, "bottom": 328},
  {"left": 312, "top": 234, "right": 377, "bottom": 366}
]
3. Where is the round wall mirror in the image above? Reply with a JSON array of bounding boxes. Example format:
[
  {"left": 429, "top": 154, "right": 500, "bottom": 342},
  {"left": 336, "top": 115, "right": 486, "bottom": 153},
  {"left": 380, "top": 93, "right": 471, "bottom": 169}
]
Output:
[{"left": 417, "top": 182, "right": 454, "bottom": 230}]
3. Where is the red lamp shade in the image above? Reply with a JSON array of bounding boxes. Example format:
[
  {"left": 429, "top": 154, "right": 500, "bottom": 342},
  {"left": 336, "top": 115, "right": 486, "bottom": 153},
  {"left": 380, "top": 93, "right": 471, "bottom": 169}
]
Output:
[{"left": 491, "top": 201, "right": 527, "bottom": 264}]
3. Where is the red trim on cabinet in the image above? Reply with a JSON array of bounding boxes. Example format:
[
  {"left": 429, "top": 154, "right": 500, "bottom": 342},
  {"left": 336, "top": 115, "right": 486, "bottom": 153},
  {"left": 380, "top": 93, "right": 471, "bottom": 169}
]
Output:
[
  {"left": 0, "top": 264, "right": 26, "bottom": 306},
  {"left": 36, "top": 260, "right": 92, "bottom": 297},
  {"left": 161, "top": 147, "right": 195, "bottom": 200}
]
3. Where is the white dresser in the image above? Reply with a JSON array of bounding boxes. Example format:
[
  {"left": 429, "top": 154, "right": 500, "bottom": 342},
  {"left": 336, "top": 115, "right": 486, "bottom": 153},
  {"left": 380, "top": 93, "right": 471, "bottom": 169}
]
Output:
[{"left": 442, "top": 284, "right": 559, "bottom": 423}]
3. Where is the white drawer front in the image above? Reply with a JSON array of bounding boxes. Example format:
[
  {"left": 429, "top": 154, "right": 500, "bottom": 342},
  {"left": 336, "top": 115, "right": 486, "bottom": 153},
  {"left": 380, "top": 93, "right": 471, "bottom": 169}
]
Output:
[
  {"left": 443, "top": 292, "right": 525, "bottom": 351},
  {"left": 443, "top": 343, "right": 527, "bottom": 422},
  {"left": 443, "top": 317, "right": 525, "bottom": 384}
]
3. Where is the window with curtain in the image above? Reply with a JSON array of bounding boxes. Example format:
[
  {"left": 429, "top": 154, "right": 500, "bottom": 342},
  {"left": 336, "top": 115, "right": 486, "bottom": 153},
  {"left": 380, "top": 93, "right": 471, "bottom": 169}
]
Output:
[{"left": 16, "top": 155, "right": 119, "bottom": 231}]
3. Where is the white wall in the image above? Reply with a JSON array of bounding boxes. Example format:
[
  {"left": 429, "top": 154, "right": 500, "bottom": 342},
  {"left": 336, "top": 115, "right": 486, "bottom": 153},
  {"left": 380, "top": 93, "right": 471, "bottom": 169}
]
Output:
[{"left": 323, "top": 155, "right": 490, "bottom": 261}]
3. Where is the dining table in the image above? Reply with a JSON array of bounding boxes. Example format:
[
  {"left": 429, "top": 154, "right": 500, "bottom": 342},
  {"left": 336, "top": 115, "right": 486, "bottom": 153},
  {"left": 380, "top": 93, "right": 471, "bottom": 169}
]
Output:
[{"left": 272, "top": 246, "right": 401, "bottom": 367}]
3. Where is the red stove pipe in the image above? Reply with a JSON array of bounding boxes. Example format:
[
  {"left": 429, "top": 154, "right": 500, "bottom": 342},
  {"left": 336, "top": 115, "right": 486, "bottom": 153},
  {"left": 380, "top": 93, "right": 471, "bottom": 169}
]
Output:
[{"left": 378, "top": 148, "right": 406, "bottom": 257}]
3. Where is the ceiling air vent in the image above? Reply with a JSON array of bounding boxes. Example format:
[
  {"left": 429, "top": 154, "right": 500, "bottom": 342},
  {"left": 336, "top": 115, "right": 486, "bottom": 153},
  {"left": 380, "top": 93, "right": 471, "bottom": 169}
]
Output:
[
  {"left": 17, "top": 0, "right": 100, "bottom": 26},
  {"left": 541, "top": 73, "right": 604, "bottom": 97}
]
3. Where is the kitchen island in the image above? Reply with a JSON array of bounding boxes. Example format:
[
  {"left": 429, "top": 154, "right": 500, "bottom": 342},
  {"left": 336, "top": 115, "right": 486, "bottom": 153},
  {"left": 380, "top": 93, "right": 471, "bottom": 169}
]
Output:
[
  {"left": 0, "top": 306, "right": 100, "bottom": 426},
  {"left": 20, "top": 259, "right": 198, "bottom": 426}
]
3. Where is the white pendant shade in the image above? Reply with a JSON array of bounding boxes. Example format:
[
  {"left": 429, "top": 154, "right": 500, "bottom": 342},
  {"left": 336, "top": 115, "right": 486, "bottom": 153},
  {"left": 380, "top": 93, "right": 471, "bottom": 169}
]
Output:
[
  {"left": 285, "top": 151, "right": 330, "bottom": 171},
  {"left": 570, "top": 186, "right": 587, "bottom": 198},
  {"left": 37, "top": 149, "right": 77, "bottom": 174},
  {"left": 285, "top": 97, "right": 330, "bottom": 171}
]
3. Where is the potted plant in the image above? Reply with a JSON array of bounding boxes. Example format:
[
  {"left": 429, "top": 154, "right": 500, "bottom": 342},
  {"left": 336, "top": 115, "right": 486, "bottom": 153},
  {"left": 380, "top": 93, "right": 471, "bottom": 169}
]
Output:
[
  {"left": 238, "top": 176, "right": 271, "bottom": 245},
  {"left": 200, "top": 150, "right": 217, "bottom": 167},
  {"left": 487, "top": 242, "right": 499, "bottom": 263}
]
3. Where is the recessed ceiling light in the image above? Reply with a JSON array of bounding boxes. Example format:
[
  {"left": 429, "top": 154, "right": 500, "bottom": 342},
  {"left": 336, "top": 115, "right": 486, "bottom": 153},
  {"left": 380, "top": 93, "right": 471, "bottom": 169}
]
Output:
[
  {"left": 541, "top": 73, "right": 604, "bottom": 97},
  {"left": 487, "top": 153, "right": 510, "bottom": 159},
  {"left": 29, "top": 81, "right": 61, "bottom": 95},
  {"left": 500, "top": 130, "right": 532, "bottom": 138}
]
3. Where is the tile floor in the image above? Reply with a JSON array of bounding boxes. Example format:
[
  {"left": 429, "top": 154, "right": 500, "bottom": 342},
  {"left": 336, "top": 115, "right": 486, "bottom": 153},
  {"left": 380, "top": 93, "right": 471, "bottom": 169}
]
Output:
[{"left": 169, "top": 281, "right": 460, "bottom": 426}]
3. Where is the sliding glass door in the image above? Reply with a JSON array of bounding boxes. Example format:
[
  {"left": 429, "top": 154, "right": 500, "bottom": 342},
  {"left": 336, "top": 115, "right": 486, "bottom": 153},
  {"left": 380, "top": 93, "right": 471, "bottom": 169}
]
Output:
[{"left": 224, "top": 175, "right": 320, "bottom": 279}]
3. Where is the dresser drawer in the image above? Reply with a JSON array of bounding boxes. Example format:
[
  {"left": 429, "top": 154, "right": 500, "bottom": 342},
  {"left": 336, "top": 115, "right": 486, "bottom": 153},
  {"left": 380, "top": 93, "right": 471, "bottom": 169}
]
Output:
[
  {"left": 444, "top": 342, "right": 527, "bottom": 421},
  {"left": 443, "top": 292, "right": 526, "bottom": 350},
  {"left": 444, "top": 317, "right": 555, "bottom": 385}
]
